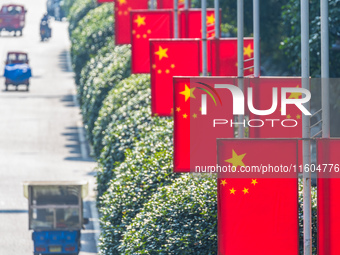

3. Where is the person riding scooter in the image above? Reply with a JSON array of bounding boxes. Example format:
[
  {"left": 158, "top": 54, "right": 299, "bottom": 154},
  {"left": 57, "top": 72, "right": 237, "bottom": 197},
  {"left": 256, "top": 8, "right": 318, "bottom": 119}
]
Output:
[{"left": 40, "top": 14, "right": 51, "bottom": 41}]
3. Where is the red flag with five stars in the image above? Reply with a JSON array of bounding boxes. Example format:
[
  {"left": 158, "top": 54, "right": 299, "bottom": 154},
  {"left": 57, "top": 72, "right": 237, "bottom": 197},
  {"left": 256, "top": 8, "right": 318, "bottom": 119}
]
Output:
[
  {"left": 178, "top": 9, "right": 220, "bottom": 73},
  {"left": 217, "top": 139, "right": 299, "bottom": 254},
  {"left": 131, "top": 10, "right": 173, "bottom": 74},
  {"left": 210, "top": 38, "right": 254, "bottom": 76},
  {"left": 114, "top": 0, "right": 148, "bottom": 45},
  {"left": 157, "top": 0, "right": 188, "bottom": 9},
  {"left": 150, "top": 39, "right": 200, "bottom": 116},
  {"left": 317, "top": 139, "right": 340, "bottom": 255},
  {"left": 173, "top": 77, "right": 237, "bottom": 172}
]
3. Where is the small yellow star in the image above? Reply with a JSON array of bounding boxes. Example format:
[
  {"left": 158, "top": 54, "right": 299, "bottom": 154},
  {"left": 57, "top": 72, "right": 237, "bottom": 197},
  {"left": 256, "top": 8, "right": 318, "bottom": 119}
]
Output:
[
  {"left": 134, "top": 15, "right": 146, "bottom": 27},
  {"left": 192, "top": 113, "right": 197, "bottom": 119},
  {"left": 251, "top": 179, "right": 258, "bottom": 186},
  {"left": 225, "top": 149, "right": 246, "bottom": 168},
  {"left": 230, "top": 188, "right": 236, "bottom": 194},
  {"left": 171, "top": 64, "right": 175, "bottom": 69},
  {"left": 288, "top": 85, "right": 302, "bottom": 99},
  {"left": 176, "top": 107, "right": 181, "bottom": 112},
  {"left": 221, "top": 180, "right": 227, "bottom": 186},
  {"left": 124, "top": 11, "right": 128, "bottom": 15},
  {"left": 207, "top": 14, "right": 215, "bottom": 25},
  {"left": 165, "top": 69, "right": 170, "bottom": 74},
  {"left": 117, "top": 0, "right": 127, "bottom": 5},
  {"left": 118, "top": 11, "right": 122, "bottom": 15},
  {"left": 242, "top": 188, "right": 249, "bottom": 194},
  {"left": 143, "top": 34, "right": 147, "bottom": 38},
  {"left": 244, "top": 44, "right": 254, "bottom": 58},
  {"left": 157, "top": 70, "right": 162, "bottom": 74},
  {"left": 152, "top": 64, "right": 156, "bottom": 69},
  {"left": 179, "top": 84, "right": 196, "bottom": 102},
  {"left": 287, "top": 114, "right": 291, "bottom": 119},
  {"left": 136, "top": 34, "right": 141, "bottom": 39},
  {"left": 183, "top": 113, "right": 188, "bottom": 119},
  {"left": 199, "top": 107, "right": 202, "bottom": 112},
  {"left": 147, "top": 29, "right": 151, "bottom": 34},
  {"left": 296, "top": 114, "right": 301, "bottom": 119},
  {"left": 155, "top": 46, "right": 168, "bottom": 60},
  {"left": 132, "top": 30, "right": 136, "bottom": 34}
]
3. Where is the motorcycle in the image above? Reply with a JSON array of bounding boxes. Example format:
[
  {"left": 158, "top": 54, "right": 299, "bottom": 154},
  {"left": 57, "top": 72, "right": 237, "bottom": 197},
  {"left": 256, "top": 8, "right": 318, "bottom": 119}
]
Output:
[{"left": 40, "top": 20, "right": 51, "bottom": 41}]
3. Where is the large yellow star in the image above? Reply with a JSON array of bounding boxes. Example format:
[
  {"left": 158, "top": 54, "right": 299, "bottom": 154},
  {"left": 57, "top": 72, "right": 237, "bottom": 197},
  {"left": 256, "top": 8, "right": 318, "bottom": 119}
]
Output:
[
  {"left": 225, "top": 149, "right": 246, "bottom": 168},
  {"left": 288, "top": 85, "right": 302, "bottom": 99},
  {"left": 244, "top": 44, "right": 254, "bottom": 58},
  {"left": 207, "top": 14, "right": 215, "bottom": 25},
  {"left": 179, "top": 84, "right": 196, "bottom": 102},
  {"left": 117, "top": 0, "right": 127, "bottom": 5},
  {"left": 134, "top": 15, "right": 146, "bottom": 27},
  {"left": 155, "top": 46, "right": 168, "bottom": 60},
  {"left": 221, "top": 179, "right": 227, "bottom": 186}
]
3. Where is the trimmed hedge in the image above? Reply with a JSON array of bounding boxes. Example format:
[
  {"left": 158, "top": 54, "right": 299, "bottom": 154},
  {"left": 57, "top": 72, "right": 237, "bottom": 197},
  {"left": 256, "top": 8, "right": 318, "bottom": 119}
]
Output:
[
  {"left": 67, "top": 0, "right": 97, "bottom": 33},
  {"left": 121, "top": 175, "right": 218, "bottom": 254},
  {"left": 70, "top": 4, "right": 114, "bottom": 83},
  {"left": 98, "top": 116, "right": 174, "bottom": 254},
  {"left": 92, "top": 74, "right": 150, "bottom": 157},
  {"left": 81, "top": 45, "right": 131, "bottom": 144}
]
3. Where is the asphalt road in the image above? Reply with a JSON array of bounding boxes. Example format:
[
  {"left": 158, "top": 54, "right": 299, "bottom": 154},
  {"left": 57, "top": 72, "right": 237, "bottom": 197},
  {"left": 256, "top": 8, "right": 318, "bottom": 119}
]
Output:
[{"left": 0, "top": 0, "right": 98, "bottom": 254}]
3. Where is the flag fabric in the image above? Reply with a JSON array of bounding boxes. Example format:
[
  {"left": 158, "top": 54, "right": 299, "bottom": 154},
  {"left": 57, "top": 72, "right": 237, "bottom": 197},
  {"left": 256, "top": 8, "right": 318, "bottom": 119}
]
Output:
[
  {"left": 131, "top": 10, "right": 173, "bottom": 74},
  {"left": 217, "top": 139, "right": 299, "bottom": 254},
  {"left": 157, "top": 0, "right": 188, "bottom": 9},
  {"left": 248, "top": 77, "right": 303, "bottom": 138},
  {"left": 114, "top": 0, "right": 148, "bottom": 45},
  {"left": 178, "top": 9, "right": 220, "bottom": 73},
  {"left": 150, "top": 39, "right": 200, "bottom": 116},
  {"left": 210, "top": 38, "right": 254, "bottom": 76},
  {"left": 173, "top": 77, "right": 237, "bottom": 172},
  {"left": 317, "top": 139, "right": 340, "bottom": 255}
]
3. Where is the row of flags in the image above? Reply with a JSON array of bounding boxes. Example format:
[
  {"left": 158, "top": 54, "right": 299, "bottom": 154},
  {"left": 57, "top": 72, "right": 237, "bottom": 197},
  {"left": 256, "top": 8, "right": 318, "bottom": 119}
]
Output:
[{"left": 97, "top": 0, "right": 338, "bottom": 254}]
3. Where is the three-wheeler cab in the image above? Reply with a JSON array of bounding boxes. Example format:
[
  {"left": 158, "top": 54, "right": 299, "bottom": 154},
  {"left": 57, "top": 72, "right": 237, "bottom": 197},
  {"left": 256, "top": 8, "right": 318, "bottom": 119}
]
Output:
[
  {"left": 0, "top": 4, "right": 26, "bottom": 36},
  {"left": 23, "top": 181, "right": 89, "bottom": 255}
]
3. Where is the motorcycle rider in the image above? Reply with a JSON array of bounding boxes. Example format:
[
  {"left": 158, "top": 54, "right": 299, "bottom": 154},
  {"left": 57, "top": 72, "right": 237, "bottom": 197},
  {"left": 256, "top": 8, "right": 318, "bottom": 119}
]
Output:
[{"left": 40, "top": 13, "right": 51, "bottom": 40}]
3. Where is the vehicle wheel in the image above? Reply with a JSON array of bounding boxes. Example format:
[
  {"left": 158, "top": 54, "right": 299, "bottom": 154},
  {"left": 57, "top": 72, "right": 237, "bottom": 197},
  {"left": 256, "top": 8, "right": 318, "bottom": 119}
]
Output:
[
  {"left": 26, "top": 85, "right": 29, "bottom": 91},
  {"left": 15, "top": 86, "right": 18, "bottom": 91},
  {"left": 13, "top": 31, "right": 17, "bottom": 37},
  {"left": 19, "top": 30, "right": 23, "bottom": 36},
  {"left": 5, "top": 85, "right": 8, "bottom": 91}
]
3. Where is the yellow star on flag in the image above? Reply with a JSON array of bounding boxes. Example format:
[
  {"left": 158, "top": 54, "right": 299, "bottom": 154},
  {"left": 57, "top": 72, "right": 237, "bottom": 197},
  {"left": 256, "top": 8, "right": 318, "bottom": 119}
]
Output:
[
  {"left": 117, "top": 0, "right": 127, "bottom": 5},
  {"left": 207, "top": 14, "right": 215, "bottom": 25},
  {"left": 242, "top": 188, "right": 249, "bottom": 194},
  {"left": 192, "top": 113, "right": 197, "bottom": 119},
  {"left": 183, "top": 113, "right": 188, "bottom": 119},
  {"left": 134, "top": 15, "right": 146, "bottom": 27},
  {"left": 288, "top": 86, "right": 302, "bottom": 99},
  {"left": 221, "top": 180, "right": 227, "bottom": 186},
  {"left": 244, "top": 44, "right": 254, "bottom": 58},
  {"left": 155, "top": 46, "right": 168, "bottom": 60},
  {"left": 230, "top": 188, "right": 236, "bottom": 194},
  {"left": 296, "top": 114, "right": 301, "bottom": 119},
  {"left": 251, "top": 179, "right": 258, "bottom": 186},
  {"left": 225, "top": 149, "right": 246, "bottom": 168},
  {"left": 179, "top": 84, "right": 196, "bottom": 102},
  {"left": 176, "top": 107, "right": 181, "bottom": 112}
]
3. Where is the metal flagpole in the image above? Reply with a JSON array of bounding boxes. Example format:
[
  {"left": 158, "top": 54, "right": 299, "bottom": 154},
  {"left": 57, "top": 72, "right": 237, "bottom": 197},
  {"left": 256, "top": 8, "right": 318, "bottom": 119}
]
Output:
[
  {"left": 202, "top": 0, "right": 208, "bottom": 76},
  {"left": 185, "top": 0, "right": 189, "bottom": 9},
  {"left": 321, "top": 0, "right": 330, "bottom": 138},
  {"left": 174, "top": 0, "right": 178, "bottom": 38},
  {"left": 253, "top": 0, "right": 260, "bottom": 77},
  {"left": 214, "top": 0, "right": 219, "bottom": 39},
  {"left": 237, "top": 0, "right": 244, "bottom": 138},
  {"left": 301, "top": 0, "right": 312, "bottom": 254}
]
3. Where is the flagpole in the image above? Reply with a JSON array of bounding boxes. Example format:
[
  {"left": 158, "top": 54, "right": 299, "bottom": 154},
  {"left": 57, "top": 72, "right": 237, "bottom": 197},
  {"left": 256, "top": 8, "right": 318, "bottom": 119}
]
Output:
[
  {"left": 202, "top": 0, "right": 208, "bottom": 76},
  {"left": 321, "top": 0, "right": 330, "bottom": 138},
  {"left": 185, "top": 0, "right": 189, "bottom": 9},
  {"left": 214, "top": 0, "right": 219, "bottom": 39},
  {"left": 237, "top": 0, "right": 244, "bottom": 138},
  {"left": 253, "top": 0, "right": 260, "bottom": 77},
  {"left": 174, "top": 0, "right": 178, "bottom": 38},
  {"left": 301, "top": 0, "right": 312, "bottom": 254}
]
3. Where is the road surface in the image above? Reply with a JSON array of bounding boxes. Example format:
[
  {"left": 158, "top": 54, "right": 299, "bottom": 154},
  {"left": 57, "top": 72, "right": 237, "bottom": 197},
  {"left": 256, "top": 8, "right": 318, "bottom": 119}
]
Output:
[{"left": 0, "top": 0, "right": 98, "bottom": 254}]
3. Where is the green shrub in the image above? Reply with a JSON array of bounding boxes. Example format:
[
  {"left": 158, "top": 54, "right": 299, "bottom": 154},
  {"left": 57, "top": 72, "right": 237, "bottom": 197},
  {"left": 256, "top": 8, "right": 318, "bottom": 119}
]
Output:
[
  {"left": 96, "top": 94, "right": 152, "bottom": 196},
  {"left": 92, "top": 74, "right": 150, "bottom": 157},
  {"left": 98, "top": 117, "right": 173, "bottom": 255},
  {"left": 70, "top": 4, "right": 114, "bottom": 82},
  {"left": 120, "top": 175, "right": 218, "bottom": 254},
  {"left": 81, "top": 45, "right": 131, "bottom": 144},
  {"left": 67, "top": 0, "right": 97, "bottom": 32},
  {"left": 77, "top": 40, "right": 116, "bottom": 107}
]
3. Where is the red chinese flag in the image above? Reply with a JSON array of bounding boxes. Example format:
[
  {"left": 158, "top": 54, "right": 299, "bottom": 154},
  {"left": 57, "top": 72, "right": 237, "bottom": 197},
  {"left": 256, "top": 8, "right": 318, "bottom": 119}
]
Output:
[
  {"left": 248, "top": 77, "right": 303, "bottom": 138},
  {"left": 131, "top": 10, "right": 173, "bottom": 74},
  {"left": 114, "top": 0, "right": 148, "bottom": 45},
  {"left": 217, "top": 139, "right": 299, "bottom": 254},
  {"left": 150, "top": 39, "right": 200, "bottom": 116},
  {"left": 318, "top": 139, "right": 340, "bottom": 255},
  {"left": 157, "top": 0, "right": 189, "bottom": 9},
  {"left": 173, "top": 77, "right": 237, "bottom": 172},
  {"left": 210, "top": 38, "right": 254, "bottom": 76}
]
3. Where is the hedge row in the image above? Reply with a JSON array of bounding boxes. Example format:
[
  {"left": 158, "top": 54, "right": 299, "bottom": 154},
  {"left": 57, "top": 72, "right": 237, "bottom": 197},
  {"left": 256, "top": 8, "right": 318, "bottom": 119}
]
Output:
[
  {"left": 65, "top": 2, "right": 317, "bottom": 254},
  {"left": 65, "top": 2, "right": 219, "bottom": 254}
]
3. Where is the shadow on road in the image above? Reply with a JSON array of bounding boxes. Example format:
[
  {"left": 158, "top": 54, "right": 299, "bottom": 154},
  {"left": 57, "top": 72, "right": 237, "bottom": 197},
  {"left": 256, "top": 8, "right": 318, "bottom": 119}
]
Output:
[
  {"left": 58, "top": 50, "right": 72, "bottom": 73},
  {"left": 61, "top": 94, "right": 76, "bottom": 107}
]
